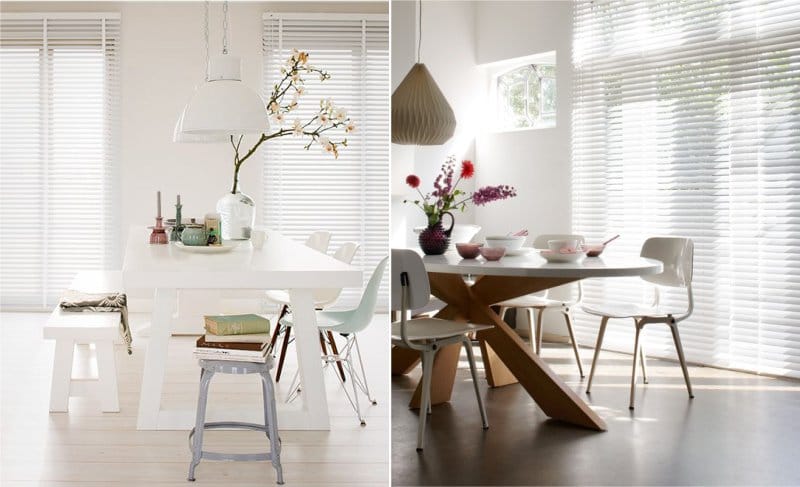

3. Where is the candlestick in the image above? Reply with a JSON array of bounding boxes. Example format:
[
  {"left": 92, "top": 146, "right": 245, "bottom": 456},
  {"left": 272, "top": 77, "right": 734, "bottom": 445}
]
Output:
[{"left": 157, "top": 190, "right": 162, "bottom": 218}]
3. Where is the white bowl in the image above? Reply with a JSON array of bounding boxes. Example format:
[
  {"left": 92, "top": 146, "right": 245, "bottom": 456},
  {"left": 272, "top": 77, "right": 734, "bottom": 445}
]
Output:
[
  {"left": 485, "top": 235, "right": 526, "bottom": 252},
  {"left": 539, "top": 249, "right": 586, "bottom": 263},
  {"left": 548, "top": 239, "right": 579, "bottom": 252}
]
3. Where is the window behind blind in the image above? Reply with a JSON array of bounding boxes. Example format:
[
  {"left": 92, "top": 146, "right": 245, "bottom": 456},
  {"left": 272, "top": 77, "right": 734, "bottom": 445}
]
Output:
[
  {"left": 262, "top": 13, "right": 390, "bottom": 309},
  {"left": 571, "top": 1, "right": 800, "bottom": 378},
  {"left": 0, "top": 14, "right": 120, "bottom": 310}
]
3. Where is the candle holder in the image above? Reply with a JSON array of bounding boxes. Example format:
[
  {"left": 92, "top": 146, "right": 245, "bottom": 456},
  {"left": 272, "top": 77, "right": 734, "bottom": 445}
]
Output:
[
  {"left": 170, "top": 203, "right": 184, "bottom": 242},
  {"left": 149, "top": 216, "right": 168, "bottom": 244}
]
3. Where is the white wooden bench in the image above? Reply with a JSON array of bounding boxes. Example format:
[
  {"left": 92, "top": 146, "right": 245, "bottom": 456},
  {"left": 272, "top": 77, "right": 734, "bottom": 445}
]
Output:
[{"left": 44, "top": 271, "right": 124, "bottom": 413}]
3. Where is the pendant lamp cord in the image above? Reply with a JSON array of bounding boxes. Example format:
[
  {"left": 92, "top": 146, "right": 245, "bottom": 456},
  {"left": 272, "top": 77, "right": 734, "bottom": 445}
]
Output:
[
  {"left": 222, "top": 0, "right": 229, "bottom": 55},
  {"left": 203, "top": 0, "right": 209, "bottom": 79},
  {"left": 417, "top": 0, "right": 422, "bottom": 63}
]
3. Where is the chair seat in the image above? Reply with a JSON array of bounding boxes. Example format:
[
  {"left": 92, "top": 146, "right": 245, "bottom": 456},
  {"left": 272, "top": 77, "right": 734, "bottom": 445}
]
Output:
[
  {"left": 265, "top": 290, "right": 334, "bottom": 309},
  {"left": 278, "top": 312, "right": 346, "bottom": 331},
  {"left": 391, "top": 318, "right": 492, "bottom": 342},
  {"left": 496, "top": 294, "right": 564, "bottom": 309},
  {"left": 582, "top": 302, "right": 672, "bottom": 319}
]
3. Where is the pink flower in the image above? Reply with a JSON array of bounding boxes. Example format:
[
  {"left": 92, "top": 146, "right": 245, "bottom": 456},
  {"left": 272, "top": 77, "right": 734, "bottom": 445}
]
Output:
[
  {"left": 460, "top": 160, "right": 475, "bottom": 179},
  {"left": 472, "top": 185, "right": 517, "bottom": 206},
  {"left": 406, "top": 174, "right": 421, "bottom": 188}
]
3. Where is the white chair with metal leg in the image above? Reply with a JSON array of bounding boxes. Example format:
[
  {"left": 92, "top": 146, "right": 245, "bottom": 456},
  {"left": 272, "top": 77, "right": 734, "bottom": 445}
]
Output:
[
  {"left": 391, "top": 249, "right": 489, "bottom": 452},
  {"left": 266, "top": 238, "right": 356, "bottom": 382},
  {"left": 583, "top": 237, "right": 695, "bottom": 409},
  {"left": 279, "top": 256, "right": 389, "bottom": 425},
  {"left": 496, "top": 234, "right": 586, "bottom": 377},
  {"left": 304, "top": 230, "right": 331, "bottom": 253}
]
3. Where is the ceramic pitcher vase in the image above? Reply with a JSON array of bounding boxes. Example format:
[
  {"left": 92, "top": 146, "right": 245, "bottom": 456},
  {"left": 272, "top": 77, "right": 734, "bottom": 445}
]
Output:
[{"left": 419, "top": 211, "right": 455, "bottom": 255}]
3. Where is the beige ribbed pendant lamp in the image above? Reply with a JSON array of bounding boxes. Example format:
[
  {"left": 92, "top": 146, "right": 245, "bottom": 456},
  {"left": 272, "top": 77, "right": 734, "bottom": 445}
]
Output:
[{"left": 391, "top": 0, "right": 456, "bottom": 145}]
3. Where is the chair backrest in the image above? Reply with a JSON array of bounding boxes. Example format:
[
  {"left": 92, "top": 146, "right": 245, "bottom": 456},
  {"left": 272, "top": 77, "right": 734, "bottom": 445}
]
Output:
[
  {"left": 533, "top": 233, "right": 585, "bottom": 249},
  {"left": 305, "top": 231, "right": 331, "bottom": 253},
  {"left": 391, "top": 249, "right": 430, "bottom": 312},
  {"left": 331, "top": 256, "right": 389, "bottom": 334},
  {"left": 640, "top": 237, "right": 693, "bottom": 288},
  {"left": 313, "top": 242, "right": 360, "bottom": 305}
]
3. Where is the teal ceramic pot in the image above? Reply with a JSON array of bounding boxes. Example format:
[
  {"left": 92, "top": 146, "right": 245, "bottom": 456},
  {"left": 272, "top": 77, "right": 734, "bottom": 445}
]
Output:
[{"left": 181, "top": 224, "right": 207, "bottom": 246}]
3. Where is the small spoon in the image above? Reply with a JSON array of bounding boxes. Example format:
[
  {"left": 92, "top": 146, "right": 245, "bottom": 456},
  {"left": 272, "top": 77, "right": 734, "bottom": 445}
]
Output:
[{"left": 602, "top": 234, "right": 620, "bottom": 246}]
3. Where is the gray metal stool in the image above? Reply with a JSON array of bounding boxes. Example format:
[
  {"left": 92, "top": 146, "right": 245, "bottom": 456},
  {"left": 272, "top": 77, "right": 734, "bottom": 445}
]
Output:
[{"left": 188, "top": 359, "right": 284, "bottom": 484}]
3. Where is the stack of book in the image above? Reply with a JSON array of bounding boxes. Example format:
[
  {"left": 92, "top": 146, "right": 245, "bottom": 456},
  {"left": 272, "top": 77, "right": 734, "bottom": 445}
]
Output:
[{"left": 193, "top": 314, "right": 271, "bottom": 363}]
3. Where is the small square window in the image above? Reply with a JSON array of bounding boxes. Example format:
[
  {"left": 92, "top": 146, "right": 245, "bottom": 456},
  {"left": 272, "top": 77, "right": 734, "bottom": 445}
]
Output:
[{"left": 495, "top": 62, "right": 556, "bottom": 131}]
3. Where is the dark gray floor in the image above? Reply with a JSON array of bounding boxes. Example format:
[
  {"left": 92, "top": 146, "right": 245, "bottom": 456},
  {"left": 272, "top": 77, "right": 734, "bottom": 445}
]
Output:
[{"left": 392, "top": 343, "right": 800, "bottom": 486}]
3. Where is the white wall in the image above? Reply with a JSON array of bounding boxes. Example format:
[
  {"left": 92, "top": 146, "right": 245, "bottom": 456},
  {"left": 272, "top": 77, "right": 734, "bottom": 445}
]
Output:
[
  {"left": 474, "top": 1, "right": 575, "bottom": 334},
  {"left": 390, "top": 0, "right": 480, "bottom": 248},
  {"left": 474, "top": 1, "right": 573, "bottom": 241}
]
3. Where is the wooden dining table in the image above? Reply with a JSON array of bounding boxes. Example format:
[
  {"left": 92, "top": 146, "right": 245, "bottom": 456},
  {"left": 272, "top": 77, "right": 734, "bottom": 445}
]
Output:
[{"left": 391, "top": 249, "right": 662, "bottom": 431}]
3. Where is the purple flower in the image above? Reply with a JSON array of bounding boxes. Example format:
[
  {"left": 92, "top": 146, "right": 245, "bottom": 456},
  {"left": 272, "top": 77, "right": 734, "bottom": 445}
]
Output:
[{"left": 472, "top": 185, "right": 517, "bottom": 206}]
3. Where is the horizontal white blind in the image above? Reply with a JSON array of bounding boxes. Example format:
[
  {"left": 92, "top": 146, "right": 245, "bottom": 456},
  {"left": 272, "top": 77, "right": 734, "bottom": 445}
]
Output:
[
  {"left": 0, "top": 13, "right": 120, "bottom": 310},
  {"left": 572, "top": 0, "right": 800, "bottom": 378},
  {"left": 262, "top": 13, "right": 390, "bottom": 309}
]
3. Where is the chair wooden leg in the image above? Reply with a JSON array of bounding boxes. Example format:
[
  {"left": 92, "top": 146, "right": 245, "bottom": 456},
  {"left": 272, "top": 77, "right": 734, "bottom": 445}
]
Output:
[
  {"left": 629, "top": 325, "right": 642, "bottom": 410},
  {"left": 268, "top": 305, "right": 289, "bottom": 355},
  {"left": 563, "top": 310, "right": 585, "bottom": 378},
  {"left": 669, "top": 321, "right": 694, "bottom": 398},
  {"left": 586, "top": 316, "right": 608, "bottom": 394},
  {"left": 535, "top": 308, "right": 544, "bottom": 355},
  {"left": 326, "top": 331, "right": 346, "bottom": 383},
  {"left": 275, "top": 326, "right": 291, "bottom": 383}
]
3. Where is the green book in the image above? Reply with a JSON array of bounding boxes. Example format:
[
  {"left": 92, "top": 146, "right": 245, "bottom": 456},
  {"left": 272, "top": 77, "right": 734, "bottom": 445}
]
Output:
[{"left": 204, "top": 314, "right": 271, "bottom": 336}]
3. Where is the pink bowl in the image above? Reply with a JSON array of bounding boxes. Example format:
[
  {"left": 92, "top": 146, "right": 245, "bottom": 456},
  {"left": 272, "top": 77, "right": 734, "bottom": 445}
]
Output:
[
  {"left": 480, "top": 246, "right": 506, "bottom": 261},
  {"left": 456, "top": 243, "right": 483, "bottom": 259}
]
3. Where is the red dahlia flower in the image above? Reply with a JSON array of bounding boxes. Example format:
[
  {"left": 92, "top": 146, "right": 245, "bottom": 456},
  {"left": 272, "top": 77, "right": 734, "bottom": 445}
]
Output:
[
  {"left": 406, "top": 174, "right": 421, "bottom": 188},
  {"left": 460, "top": 160, "right": 475, "bottom": 179}
]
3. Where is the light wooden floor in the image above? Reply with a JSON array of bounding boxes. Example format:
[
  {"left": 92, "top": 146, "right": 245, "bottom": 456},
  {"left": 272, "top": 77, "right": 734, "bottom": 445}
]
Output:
[{"left": 0, "top": 312, "right": 390, "bottom": 486}]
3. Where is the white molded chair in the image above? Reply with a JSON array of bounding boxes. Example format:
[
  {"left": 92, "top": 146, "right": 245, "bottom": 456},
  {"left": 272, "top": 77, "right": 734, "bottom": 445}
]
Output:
[
  {"left": 583, "top": 237, "right": 695, "bottom": 409},
  {"left": 267, "top": 241, "right": 360, "bottom": 382},
  {"left": 392, "top": 249, "right": 489, "bottom": 452},
  {"left": 496, "top": 234, "right": 585, "bottom": 377},
  {"left": 304, "top": 230, "right": 331, "bottom": 253},
  {"left": 280, "top": 256, "right": 389, "bottom": 425}
]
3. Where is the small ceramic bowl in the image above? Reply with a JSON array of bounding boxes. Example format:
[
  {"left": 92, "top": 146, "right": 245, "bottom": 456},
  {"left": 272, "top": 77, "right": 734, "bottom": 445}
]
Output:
[
  {"left": 456, "top": 242, "right": 483, "bottom": 259},
  {"left": 480, "top": 246, "right": 506, "bottom": 261},
  {"left": 584, "top": 244, "right": 605, "bottom": 257},
  {"left": 548, "top": 239, "right": 579, "bottom": 252},
  {"left": 485, "top": 235, "right": 526, "bottom": 251}
]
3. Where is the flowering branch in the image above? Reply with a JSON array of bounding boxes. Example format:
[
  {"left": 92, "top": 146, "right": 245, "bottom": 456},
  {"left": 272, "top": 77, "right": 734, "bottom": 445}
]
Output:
[{"left": 228, "top": 49, "right": 357, "bottom": 194}]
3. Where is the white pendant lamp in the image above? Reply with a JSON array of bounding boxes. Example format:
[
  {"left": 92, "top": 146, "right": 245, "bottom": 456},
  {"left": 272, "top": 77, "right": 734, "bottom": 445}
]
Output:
[{"left": 174, "top": 1, "right": 268, "bottom": 142}]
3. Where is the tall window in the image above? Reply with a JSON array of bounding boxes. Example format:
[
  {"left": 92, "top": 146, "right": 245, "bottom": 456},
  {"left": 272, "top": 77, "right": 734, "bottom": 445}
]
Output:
[
  {"left": 572, "top": 1, "right": 800, "bottom": 378},
  {"left": 0, "top": 14, "right": 120, "bottom": 309},
  {"left": 262, "top": 13, "right": 389, "bottom": 308}
]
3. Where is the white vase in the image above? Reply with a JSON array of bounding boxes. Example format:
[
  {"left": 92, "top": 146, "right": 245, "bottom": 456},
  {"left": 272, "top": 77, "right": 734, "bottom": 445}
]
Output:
[{"left": 216, "top": 190, "right": 255, "bottom": 240}]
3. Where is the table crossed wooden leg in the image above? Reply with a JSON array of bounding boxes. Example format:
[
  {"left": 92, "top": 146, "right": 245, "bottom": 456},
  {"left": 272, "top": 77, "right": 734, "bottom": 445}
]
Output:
[{"left": 392, "top": 272, "right": 606, "bottom": 431}]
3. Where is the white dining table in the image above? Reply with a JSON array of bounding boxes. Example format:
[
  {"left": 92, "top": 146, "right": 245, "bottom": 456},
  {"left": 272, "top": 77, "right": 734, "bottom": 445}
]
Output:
[
  {"left": 122, "top": 227, "right": 362, "bottom": 431},
  {"left": 391, "top": 248, "right": 662, "bottom": 431}
]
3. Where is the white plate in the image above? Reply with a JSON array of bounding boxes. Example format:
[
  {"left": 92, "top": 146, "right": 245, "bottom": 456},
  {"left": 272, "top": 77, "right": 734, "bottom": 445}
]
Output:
[
  {"left": 539, "top": 249, "right": 587, "bottom": 263},
  {"left": 505, "top": 247, "right": 534, "bottom": 257},
  {"left": 174, "top": 242, "right": 238, "bottom": 253}
]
